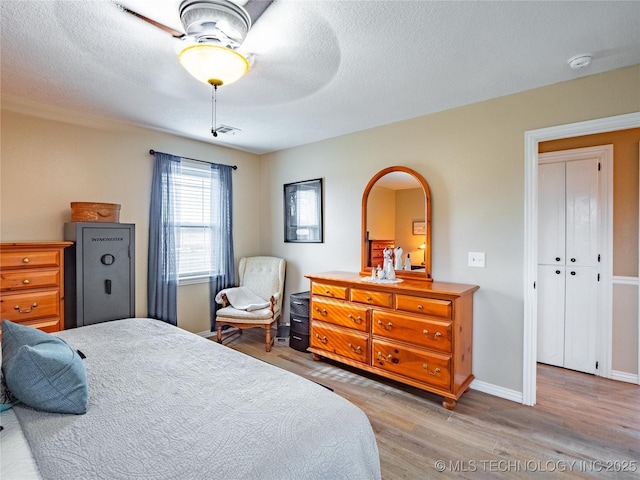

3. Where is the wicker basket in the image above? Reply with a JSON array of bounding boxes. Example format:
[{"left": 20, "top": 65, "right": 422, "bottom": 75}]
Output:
[{"left": 70, "top": 202, "right": 121, "bottom": 223}]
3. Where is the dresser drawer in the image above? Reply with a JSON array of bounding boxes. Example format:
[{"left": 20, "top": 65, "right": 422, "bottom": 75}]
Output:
[
  {"left": 372, "top": 310, "right": 452, "bottom": 353},
  {"left": 0, "top": 290, "right": 60, "bottom": 322},
  {"left": 312, "top": 282, "right": 347, "bottom": 300},
  {"left": 311, "top": 322, "right": 369, "bottom": 364},
  {"left": 1, "top": 269, "right": 61, "bottom": 291},
  {"left": 395, "top": 294, "right": 452, "bottom": 319},
  {"left": 350, "top": 288, "right": 393, "bottom": 308},
  {"left": 373, "top": 339, "right": 451, "bottom": 390},
  {"left": 311, "top": 296, "right": 368, "bottom": 332},
  {"left": 0, "top": 250, "right": 61, "bottom": 269}
]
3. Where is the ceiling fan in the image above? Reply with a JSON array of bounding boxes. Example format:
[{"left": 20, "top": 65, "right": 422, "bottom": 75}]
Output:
[
  {"left": 116, "top": 0, "right": 274, "bottom": 136},
  {"left": 118, "top": 0, "right": 273, "bottom": 48},
  {"left": 117, "top": 0, "right": 273, "bottom": 84}
]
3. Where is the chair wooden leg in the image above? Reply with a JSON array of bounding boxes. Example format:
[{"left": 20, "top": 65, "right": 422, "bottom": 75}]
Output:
[
  {"left": 217, "top": 325, "right": 223, "bottom": 344},
  {"left": 265, "top": 326, "right": 272, "bottom": 352}
]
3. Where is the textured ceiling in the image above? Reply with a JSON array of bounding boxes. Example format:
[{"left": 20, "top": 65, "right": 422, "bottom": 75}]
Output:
[{"left": 1, "top": 0, "right": 639, "bottom": 154}]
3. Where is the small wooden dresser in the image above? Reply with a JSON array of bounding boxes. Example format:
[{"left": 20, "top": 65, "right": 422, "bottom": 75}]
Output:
[
  {"left": 368, "top": 239, "right": 394, "bottom": 268},
  {"left": 0, "top": 242, "right": 72, "bottom": 334},
  {"left": 306, "top": 271, "right": 478, "bottom": 409}
]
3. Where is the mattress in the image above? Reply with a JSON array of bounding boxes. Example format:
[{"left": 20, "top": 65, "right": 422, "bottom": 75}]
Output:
[{"left": 9, "top": 318, "right": 381, "bottom": 479}]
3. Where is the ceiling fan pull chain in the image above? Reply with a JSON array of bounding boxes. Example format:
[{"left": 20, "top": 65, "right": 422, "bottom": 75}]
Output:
[{"left": 211, "top": 83, "right": 218, "bottom": 137}]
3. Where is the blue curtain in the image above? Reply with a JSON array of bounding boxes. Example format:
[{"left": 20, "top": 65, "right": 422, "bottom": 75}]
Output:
[
  {"left": 148, "top": 152, "right": 180, "bottom": 325},
  {"left": 209, "top": 163, "right": 235, "bottom": 331}
]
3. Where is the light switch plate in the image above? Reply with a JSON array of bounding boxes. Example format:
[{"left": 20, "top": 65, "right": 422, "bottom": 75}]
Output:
[{"left": 468, "top": 252, "right": 486, "bottom": 268}]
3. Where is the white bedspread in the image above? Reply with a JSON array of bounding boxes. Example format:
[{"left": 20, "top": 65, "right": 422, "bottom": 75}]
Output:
[{"left": 12, "top": 318, "right": 380, "bottom": 480}]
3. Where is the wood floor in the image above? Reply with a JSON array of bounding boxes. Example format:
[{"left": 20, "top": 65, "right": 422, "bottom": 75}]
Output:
[{"left": 222, "top": 329, "right": 640, "bottom": 479}]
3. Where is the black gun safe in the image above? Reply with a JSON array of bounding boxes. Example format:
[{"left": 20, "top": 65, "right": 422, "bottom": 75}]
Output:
[{"left": 64, "top": 222, "right": 135, "bottom": 328}]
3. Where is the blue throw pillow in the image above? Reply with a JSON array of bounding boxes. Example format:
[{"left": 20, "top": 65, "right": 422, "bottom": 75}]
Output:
[{"left": 1, "top": 320, "right": 88, "bottom": 414}]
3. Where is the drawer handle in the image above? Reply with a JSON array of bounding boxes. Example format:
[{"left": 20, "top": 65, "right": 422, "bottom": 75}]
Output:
[
  {"left": 417, "top": 304, "right": 424, "bottom": 310},
  {"left": 325, "top": 289, "right": 331, "bottom": 294},
  {"left": 366, "top": 296, "right": 372, "bottom": 301},
  {"left": 422, "top": 330, "right": 442, "bottom": 339},
  {"left": 377, "top": 320, "right": 393, "bottom": 330},
  {"left": 314, "top": 333, "right": 328, "bottom": 344},
  {"left": 22, "top": 279, "right": 31, "bottom": 285},
  {"left": 14, "top": 302, "right": 38, "bottom": 313},
  {"left": 348, "top": 343, "right": 362, "bottom": 354},
  {"left": 22, "top": 257, "right": 30, "bottom": 264},
  {"left": 376, "top": 351, "right": 399, "bottom": 364},
  {"left": 422, "top": 364, "right": 441, "bottom": 376},
  {"left": 348, "top": 314, "right": 363, "bottom": 324},
  {"left": 314, "top": 307, "right": 328, "bottom": 315}
]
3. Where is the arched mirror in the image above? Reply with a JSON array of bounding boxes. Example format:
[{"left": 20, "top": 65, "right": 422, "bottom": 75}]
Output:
[{"left": 361, "top": 166, "right": 432, "bottom": 281}]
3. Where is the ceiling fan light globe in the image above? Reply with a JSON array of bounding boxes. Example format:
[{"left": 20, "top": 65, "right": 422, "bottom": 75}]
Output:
[{"left": 178, "top": 44, "right": 249, "bottom": 86}]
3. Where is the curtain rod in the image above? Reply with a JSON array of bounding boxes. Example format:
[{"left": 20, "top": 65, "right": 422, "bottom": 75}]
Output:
[{"left": 149, "top": 149, "right": 238, "bottom": 170}]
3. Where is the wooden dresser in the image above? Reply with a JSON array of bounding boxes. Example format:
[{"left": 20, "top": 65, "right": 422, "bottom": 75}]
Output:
[
  {"left": 0, "top": 242, "right": 72, "bottom": 334},
  {"left": 368, "top": 239, "right": 394, "bottom": 268},
  {"left": 306, "top": 271, "right": 478, "bottom": 409}
]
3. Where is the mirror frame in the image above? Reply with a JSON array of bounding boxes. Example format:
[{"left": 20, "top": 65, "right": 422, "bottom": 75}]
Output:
[{"left": 361, "top": 166, "right": 432, "bottom": 281}]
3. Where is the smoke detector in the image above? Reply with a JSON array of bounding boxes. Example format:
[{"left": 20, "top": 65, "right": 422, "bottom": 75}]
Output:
[{"left": 567, "top": 54, "right": 592, "bottom": 70}]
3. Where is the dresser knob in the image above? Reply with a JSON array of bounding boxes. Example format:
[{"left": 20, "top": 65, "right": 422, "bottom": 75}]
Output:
[
  {"left": 348, "top": 343, "right": 362, "bottom": 354},
  {"left": 417, "top": 304, "right": 423, "bottom": 310},
  {"left": 22, "top": 279, "right": 30, "bottom": 284},
  {"left": 366, "top": 296, "right": 372, "bottom": 301},
  {"left": 325, "top": 289, "right": 330, "bottom": 294},
  {"left": 22, "top": 257, "right": 30, "bottom": 264},
  {"left": 314, "top": 334, "right": 328, "bottom": 344}
]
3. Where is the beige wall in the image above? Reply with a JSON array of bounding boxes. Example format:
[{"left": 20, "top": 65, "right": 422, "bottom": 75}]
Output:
[
  {"left": 0, "top": 107, "right": 262, "bottom": 334},
  {"left": 261, "top": 65, "right": 640, "bottom": 392},
  {"left": 367, "top": 186, "right": 395, "bottom": 239},
  {"left": 395, "top": 188, "right": 426, "bottom": 267},
  {"left": 2, "top": 65, "right": 638, "bottom": 395}
]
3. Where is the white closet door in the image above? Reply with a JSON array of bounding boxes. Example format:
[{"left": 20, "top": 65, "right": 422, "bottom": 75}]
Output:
[
  {"left": 537, "top": 265, "right": 566, "bottom": 367},
  {"left": 564, "top": 266, "right": 598, "bottom": 373},
  {"left": 538, "top": 162, "right": 566, "bottom": 265},
  {"left": 566, "top": 158, "right": 599, "bottom": 267}
]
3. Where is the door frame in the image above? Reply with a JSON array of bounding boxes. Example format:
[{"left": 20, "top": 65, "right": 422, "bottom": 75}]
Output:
[{"left": 523, "top": 112, "right": 640, "bottom": 406}]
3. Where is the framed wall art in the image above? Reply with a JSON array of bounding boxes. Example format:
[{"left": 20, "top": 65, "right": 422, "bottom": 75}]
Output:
[
  {"left": 412, "top": 220, "right": 426, "bottom": 235},
  {"left": 284, "top": 178, "right": 323, "bottom": 243}
]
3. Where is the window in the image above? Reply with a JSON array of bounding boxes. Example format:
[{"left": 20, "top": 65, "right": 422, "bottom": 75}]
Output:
[{"left": 175, "top": 160, "right": 221, "bottom": 282}]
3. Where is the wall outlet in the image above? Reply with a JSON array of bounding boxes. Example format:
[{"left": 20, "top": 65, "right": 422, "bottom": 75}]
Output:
[{"left": 468, "top": 252, "right": 486, "bottom": 268}]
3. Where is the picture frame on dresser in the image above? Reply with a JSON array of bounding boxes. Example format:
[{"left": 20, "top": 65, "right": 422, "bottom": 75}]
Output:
[{"left": 284, "top": 178, "right": 323, "bottom": 243}]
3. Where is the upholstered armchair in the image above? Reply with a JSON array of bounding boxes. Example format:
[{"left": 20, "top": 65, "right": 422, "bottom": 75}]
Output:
[{"left": 215, "top": 256, "right": 286, "bottom": 352}]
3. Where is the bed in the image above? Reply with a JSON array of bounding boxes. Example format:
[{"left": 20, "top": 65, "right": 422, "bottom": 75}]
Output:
[{"left": 1, "top": 318, "right": 381, "bottom": 479}]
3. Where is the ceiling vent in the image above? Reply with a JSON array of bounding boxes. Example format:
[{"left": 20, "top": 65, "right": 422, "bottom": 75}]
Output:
[{"left": 216, "top": 124, "right": 242, "bottom": 135}]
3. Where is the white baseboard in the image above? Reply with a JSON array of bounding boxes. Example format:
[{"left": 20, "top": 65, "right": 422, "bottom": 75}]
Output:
[
  {"left": 470, "top": 379, "right": 523, "bottom": 404},
  {"left": 611, "top": 370, "right": 639, "bottom": 384}
]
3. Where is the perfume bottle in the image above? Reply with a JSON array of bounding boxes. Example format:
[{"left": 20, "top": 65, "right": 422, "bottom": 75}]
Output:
[{"left": 404, "top": 254, "right": 411, "bottom": 271}]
